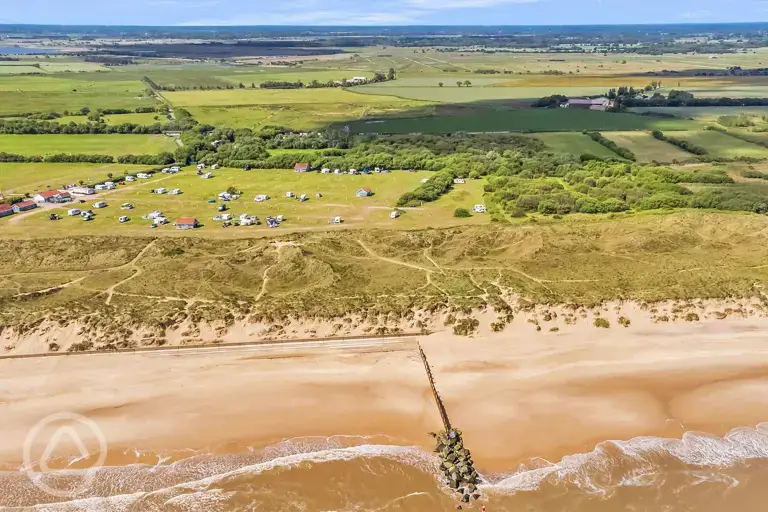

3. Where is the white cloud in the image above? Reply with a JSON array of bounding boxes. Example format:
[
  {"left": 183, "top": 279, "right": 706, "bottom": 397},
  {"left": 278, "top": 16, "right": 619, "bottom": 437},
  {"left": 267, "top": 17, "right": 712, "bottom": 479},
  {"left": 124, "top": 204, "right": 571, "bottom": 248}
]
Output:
[{"left": 679, "top": 9, "right": 714, "bottom": 20}]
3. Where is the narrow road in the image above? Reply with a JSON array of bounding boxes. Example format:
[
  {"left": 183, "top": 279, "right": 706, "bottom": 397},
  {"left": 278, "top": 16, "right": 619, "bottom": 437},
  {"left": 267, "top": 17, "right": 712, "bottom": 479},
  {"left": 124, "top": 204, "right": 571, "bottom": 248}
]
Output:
[{"left": 104, "top": 239, "right": 156, "bottom": 304}]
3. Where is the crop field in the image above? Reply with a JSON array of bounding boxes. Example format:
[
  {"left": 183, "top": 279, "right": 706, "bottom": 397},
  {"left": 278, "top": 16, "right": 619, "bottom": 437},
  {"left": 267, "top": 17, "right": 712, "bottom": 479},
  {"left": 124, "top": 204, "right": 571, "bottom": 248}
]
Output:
[
  {"left": 0, "top": 168, "right": 487, "bottom": 237},
  {"left": 672, "top": 130, "right": 768, "bottom": 159},
  {"left": 0, "top": 163, "right": 156, "bottom": 195},
  {"left": 353, "top": 82, "right": 612, "bottom": 103},
  {"left": 602, "top": 131, "right": 693, "bottom": 162},
  {"left": 163, "top": 87, "right": 414, "bottom": 107},
  {"left": 0, "top": 134, "right": 178, "bottom": 156},
  {"left": 529, "top": 132, "right": 623, "bottom": 159},
  {"left": 186, "top": 98, "right": 432, "bottom": 131},
  {"left": 343, "top": 108, "right": 697, "bottom": 134}
]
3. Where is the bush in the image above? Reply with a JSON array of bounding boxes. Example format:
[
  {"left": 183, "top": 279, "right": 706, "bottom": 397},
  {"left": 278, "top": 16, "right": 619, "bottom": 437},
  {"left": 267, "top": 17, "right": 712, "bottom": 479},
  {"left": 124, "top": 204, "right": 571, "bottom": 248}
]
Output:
[
  {"left": 593, "top": 317, "right": 610, "bottom": 328},
  {"left": 618, "top": 316, "right": 631, "bottom": 327},
  {"left": 453, "top": 208, "right": 472, "bottom": 218},
  {"left": 453, "top": 318, "right": 480, "bottom": 336},
  {"left": 685, "top": 312, "right": 700, "bottom": 322},
  {"left": 586, "top": 132, "right": 636, "bottom": 161}
]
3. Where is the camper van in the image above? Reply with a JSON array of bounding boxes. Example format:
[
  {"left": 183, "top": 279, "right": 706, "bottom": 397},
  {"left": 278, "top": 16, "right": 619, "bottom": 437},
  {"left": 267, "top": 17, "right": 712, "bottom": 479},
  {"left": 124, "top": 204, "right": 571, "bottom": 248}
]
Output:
[
  {"left": 153, "top": 216, "right": 167, "bottom": 226},
  {"left": 472, "top": 204, "right": 487, "bottom": 213},
  {"left": 169, "top": 189, "right": 181, "bottom": 195},
  {"left": 125, "top": 175, "right": 135, "bottom": 182},
  {"left": 201, "top": 172, "right": 213, "bottom": 179},
  {"left": 118, "top": 216, "right": 130, "bottom": 223},
  {"left": 331, "top": 216, "right": 343, "bottom": 224},
  {"left": 390, "top": 210, "right": 400, "bottom": 219},
  {"left": 121, "top": 203, "right": 134, "bottom": 210},
  {"left": 254, "top": 194, "right": 269, "bottom": 202},
  {"left": 93, "top": 201, "right": 107, "bottom": 209},
  {"left": 67, "top": 209, "right": 81, "bottom": 217},
  {"left": 286, "top": 191, "right": 295, "bottom": 198},
  {"left": 154, "top": 188, "right": 167, "bottom": 195},
  {"left": 299, "top": 194, "right": 308, "bottom": 202}
]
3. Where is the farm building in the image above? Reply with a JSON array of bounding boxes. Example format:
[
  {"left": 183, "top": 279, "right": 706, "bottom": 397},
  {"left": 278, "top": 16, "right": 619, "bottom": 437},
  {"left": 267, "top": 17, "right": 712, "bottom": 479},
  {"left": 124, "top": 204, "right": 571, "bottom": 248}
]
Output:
[
  {"left": 356, "top": 187, "right": 372, "bottom": 197},
  {"left": 563, "top": 97, "right": 615, "bottom": 111},
  {"left": 12, "top": 200, "right": 37, "bottom": 213},
  {"left": 34, "top": 190, "right": 72, "bottom": 204},
  {"left": 70, "top": 186, "right": 95, "bottom": 195},
  {"left": 175, "top": 217, "right": 199, "bottom": 229},
  {"left": 294, "top": 163, "right": 311, "bottom": 173},
  {"left": 0, "top": 203, "right": 13, "bottom": 218}
]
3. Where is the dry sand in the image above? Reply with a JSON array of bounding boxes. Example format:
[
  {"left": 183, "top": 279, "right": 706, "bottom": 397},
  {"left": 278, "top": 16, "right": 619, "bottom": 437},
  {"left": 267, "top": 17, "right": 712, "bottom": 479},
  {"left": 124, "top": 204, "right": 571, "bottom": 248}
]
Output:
[{"left": 2, "top": 307, "right": 768, "bottom": 475}]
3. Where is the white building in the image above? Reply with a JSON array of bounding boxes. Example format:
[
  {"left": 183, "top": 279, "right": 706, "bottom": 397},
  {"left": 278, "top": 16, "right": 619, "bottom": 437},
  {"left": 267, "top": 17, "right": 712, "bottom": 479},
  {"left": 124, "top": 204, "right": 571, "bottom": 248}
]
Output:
[{"left": 472, "top": 204, "right": 486, "bottom": 213}]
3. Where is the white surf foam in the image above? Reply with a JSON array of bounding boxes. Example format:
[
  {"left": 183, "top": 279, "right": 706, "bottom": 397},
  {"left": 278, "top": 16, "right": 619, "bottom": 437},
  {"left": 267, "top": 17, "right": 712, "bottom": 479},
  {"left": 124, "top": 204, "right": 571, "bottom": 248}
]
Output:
[{"left": 489, "top": 424, "right": 768, "bottom": 494}]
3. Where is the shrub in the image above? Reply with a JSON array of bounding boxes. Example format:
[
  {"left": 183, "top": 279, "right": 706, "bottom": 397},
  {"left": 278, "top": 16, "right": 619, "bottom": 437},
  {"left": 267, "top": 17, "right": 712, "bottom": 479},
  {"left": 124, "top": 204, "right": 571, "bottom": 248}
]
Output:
[
  {"left": 453, "top": 318, "right": 480, "bottom": 336},
  {"left": 685, "top": 312, "right": 700, "bottom": 322},
  {"left": 48, "top": 342, "right": 60, "bottom": 352},
  {"left": 618, "top": 316, "right": 631, "bottom": 327},
  {"left": 593, "top": 318, "right": 610, "bottom": 328},
  {"left": 453, "top": 208, "right": 472, "bottom": 218}
]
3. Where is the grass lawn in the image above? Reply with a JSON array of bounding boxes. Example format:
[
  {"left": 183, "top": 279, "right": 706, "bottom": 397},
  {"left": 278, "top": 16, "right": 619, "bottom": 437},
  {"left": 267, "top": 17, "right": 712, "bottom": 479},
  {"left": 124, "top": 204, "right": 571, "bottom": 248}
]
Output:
[
  {"left": 343, "top": 108, "right": 697, "bottom": 134},
  {"left": 530, "top": 132, "right": 622, "bottom": 159},
  {"left": 602, "top": 131, "right": 693, "bottom": 162},
  {"left": 354, "top": 83, "right": 612, "bottom": 103},
  {"left": 672, "top": 130, "right": 768, "bottom": 159},
  {"left": 394, "top": 179, "right": 489, "bottom": 229},
  {"left": 0, "top": 163, "right": 156, "bottom": 195},
  {"left": 0, "top": 134, "right": 178, "bottom": 156},
  {"left": 2, "top": 168, "right": 443, "bottom": 235}
]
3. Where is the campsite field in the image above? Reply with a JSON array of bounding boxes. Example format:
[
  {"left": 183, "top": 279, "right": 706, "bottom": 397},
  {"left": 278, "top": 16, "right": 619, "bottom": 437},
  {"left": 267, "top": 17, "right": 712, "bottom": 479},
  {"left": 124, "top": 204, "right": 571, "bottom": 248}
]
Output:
[
  {"left": 0, "top": 168, "right": 489, "bottom": 237},
  {"left": 0, "top": 134, "right": 178, "bottom": 156},
  {"left": 0, "top": 163, "right": 156, "bottom": 195},
  {"left": 602, "top": 131, "right": 693, "bottom": 162}
]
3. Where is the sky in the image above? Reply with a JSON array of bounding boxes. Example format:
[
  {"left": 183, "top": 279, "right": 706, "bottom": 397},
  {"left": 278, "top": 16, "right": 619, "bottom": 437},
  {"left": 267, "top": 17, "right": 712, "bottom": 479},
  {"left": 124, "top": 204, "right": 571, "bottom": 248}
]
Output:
[{"left": 2, "top": 0, "right": 768, "bottom": 26}]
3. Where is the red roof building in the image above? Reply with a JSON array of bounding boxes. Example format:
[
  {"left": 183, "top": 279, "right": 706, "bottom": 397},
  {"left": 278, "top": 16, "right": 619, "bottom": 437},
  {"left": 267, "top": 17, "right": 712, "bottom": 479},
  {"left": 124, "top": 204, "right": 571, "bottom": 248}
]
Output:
[
  {"left": 13, "top": 200, "right": 37, "bottom": 213},
  {"left": 0, "top": 203, "right": 13, "bottom": 218},
  {"left": 294, "top": 163, "right": 311, "bottom": 172},
  {"left": 175, "top": 217, "right": 199, "bottom": 229},
  {"left": 34, "top": 190, "right": 72, "bottom": 203}
]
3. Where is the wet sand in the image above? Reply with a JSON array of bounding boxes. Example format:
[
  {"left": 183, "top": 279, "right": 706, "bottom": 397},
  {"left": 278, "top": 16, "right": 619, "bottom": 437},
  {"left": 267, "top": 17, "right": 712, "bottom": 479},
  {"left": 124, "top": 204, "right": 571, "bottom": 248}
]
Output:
[{"left": 3, "top": 317, "right": 768, "bottom": 505}]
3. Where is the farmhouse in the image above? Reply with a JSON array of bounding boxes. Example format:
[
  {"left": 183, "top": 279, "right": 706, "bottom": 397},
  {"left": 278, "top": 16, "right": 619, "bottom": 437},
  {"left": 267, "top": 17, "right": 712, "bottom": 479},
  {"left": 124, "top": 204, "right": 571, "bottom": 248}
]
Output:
[
  {"left": 294, "top": 163, "right": 311, "bottom": 173},
  {"left": 13, "top": 200, "right": 37, "bottom": 213},
  {"left": 356, "top": 187, "right": 372, "bottom": 197},
  {"left": 0, "top": 203, "right": 13, "bottom": 218},
  {"left": 175, "top": 217, "right": 198, "bottom": 229},
  {"left": 563, "top": 97, "right": 615, "bottom": 111},
  {"left": 34, "top": 190, "right": 72, "bottom": 204},
  {"left": 70, "top": 186, "right": 95, "bottom": 195}
]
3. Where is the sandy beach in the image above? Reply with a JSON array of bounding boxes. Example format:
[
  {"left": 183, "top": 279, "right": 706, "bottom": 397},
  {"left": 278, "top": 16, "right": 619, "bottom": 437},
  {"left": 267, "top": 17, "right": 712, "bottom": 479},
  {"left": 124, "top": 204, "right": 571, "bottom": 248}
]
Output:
[{"left": 3, "top": 311, "right": 768, "bottom": 475}]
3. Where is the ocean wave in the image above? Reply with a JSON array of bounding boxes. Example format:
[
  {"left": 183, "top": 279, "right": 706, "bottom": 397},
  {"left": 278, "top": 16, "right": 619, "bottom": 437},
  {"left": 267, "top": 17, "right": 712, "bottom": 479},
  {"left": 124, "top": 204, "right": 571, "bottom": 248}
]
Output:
[{"left": 488, "top": 423, "right": 768, "bottom": 494}]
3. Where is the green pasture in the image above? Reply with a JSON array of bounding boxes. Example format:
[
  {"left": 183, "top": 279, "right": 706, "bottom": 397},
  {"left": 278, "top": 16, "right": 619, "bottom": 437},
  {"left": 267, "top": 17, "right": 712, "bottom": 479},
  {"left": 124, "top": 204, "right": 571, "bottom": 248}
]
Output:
[
  {"left": 602, "top": 131, "right": 693, "bottom": 162},
  {"left": 0, "top": 75, "right": 155, "bottom": 115},
  {"left": 530, "top": 132, "right": 623, "bottom": 159},
  {"left": 673, "top": 130, "right": 768, "bottom": 159},
  {"left": 353, "top": 82, "right": 611, "bottom": 103},
  {"left": 0, "top": 134, "right": 178, "bottom": 156},
  {"left": 629, "top": 106, "right": 768, "bottom": 121},
  {"left": 0, "top": 163, "right": 157, "bottom": 195}
]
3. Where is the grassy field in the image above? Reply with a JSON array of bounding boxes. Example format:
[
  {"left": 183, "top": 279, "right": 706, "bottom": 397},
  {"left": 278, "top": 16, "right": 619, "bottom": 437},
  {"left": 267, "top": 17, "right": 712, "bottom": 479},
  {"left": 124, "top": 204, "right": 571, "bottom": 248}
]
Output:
[
  {"left": 0, "top": 134, "right": 178, "bottom": 156},
  {"left": 343, "top": 108, "right": 697, "bottom": 134},
  {"left": 0, "top": 163, "right": 156, "bottom": 195},
  {"left": 354, "top": 82, "right": 612, "bottom": 103},
  {"left": 1, "top": 168, "right": 475, "bottom": 236},
  {"left": 672, "top": 130, "right": 768, "bottom": 159},
  {"left": 0, "top": 75, "right": 155, "bottom": 115},
  {"left": 163, "top": 88, "right": 410, "bottom": 107},
  {"left": 602, "top": 131, "right": 693, "bottom": 162},
  {"left": 629, "top": 106, "right": 768, "bottom": 121},
  {"left": 529, "top": 132, "right": 624, "bottom": 159},
  {"left": 51, "top": 113, "right": 166, "bottom": 125}
]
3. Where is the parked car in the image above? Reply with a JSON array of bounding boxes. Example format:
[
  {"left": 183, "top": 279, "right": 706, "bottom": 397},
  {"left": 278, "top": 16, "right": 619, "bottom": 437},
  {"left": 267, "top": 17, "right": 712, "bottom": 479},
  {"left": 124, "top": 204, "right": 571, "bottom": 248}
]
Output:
[{"left": 118, "top": 216, "right": 130, "bottom": 223}]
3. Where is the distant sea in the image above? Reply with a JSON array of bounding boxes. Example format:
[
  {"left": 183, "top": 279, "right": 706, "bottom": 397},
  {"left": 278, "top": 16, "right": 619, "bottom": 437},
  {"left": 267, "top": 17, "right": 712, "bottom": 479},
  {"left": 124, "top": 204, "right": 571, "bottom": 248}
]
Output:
[{"left": 0, "top": 46, "right": 57, "bottom": 55}]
